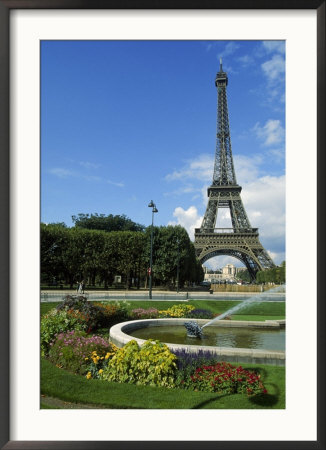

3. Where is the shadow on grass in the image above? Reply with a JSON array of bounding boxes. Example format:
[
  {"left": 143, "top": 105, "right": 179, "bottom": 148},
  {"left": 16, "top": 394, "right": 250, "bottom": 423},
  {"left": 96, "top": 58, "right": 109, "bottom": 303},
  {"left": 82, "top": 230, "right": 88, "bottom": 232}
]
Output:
[
  {"left": 243, "top": 366, "right": 282, "bottom": 407},
  {"left": 248, "top": 383, "right": 281, "bottom": 407}
]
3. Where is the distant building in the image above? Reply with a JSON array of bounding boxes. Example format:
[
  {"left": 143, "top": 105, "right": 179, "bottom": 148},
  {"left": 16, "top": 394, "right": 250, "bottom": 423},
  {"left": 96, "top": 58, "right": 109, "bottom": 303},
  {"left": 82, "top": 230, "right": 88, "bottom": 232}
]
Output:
[{"left": 203, "top": 263, "right": 245, "bottom": 283}]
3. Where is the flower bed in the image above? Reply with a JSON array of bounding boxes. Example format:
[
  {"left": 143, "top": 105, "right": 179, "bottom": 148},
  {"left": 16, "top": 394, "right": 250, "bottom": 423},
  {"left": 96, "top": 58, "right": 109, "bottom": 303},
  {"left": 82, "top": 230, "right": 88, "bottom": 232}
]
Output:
[
  {"left": 181, "top": 362, "right": 267, "bottom": 395},
  {"left": 48, "top": 330, "right": 113, "bottom": 375},
  {"left": 129, "top": 308, "right": 160, "bottom": 319},
  {"left": 41, "top": 299, "right": 268, "bottom": 398}
]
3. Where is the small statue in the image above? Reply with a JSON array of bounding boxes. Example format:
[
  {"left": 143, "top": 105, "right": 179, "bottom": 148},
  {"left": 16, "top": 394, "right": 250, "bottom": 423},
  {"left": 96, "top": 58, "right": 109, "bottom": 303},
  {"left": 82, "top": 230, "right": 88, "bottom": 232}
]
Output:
[{"left": 184, "top": 321, "right": 203, "bottom": 338}]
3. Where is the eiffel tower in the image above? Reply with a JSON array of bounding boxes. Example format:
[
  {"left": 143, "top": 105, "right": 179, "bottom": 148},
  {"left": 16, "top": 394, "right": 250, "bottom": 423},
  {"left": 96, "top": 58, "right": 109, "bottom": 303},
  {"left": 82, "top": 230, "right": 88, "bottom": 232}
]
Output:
[{"left": 194, "top": 59, "right": 275, "bottom": 280}]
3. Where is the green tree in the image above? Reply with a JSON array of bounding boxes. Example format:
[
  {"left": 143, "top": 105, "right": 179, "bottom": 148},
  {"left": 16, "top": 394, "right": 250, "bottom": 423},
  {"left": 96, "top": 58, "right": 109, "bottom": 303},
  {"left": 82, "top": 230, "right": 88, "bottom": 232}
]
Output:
[
  {"left": 255, "top": 261, "right": 286, "bottom": 284},
  {"left": 41, "top": 223, "right": 70, "bottom": 284},
  {"left": 72, "top": 213, "right": 144, "bottom": 232},
  {"left": 113, "top": 231, "right": 147, "bottom": 289},
  {"left": 148, "top": 225, "right": 202, "bottom": 288}
]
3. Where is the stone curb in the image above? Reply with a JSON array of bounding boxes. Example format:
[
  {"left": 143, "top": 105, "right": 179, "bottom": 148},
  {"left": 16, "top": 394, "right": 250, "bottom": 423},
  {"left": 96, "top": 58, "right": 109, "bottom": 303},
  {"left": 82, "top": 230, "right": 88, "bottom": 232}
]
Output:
[{"left": 109, "top": 318, "right": 286, "bottom": 366}]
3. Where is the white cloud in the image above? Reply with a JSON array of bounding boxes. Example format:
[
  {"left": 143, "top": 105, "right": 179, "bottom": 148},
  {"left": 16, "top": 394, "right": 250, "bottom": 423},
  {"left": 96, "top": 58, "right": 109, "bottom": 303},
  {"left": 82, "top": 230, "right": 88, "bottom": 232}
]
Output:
[
  {"left": 49, "top": 167, "right": 124, "bottom": 187},
  {"left": 261, "top": 54, "right": 285, "bottom": 82},
  {"left": 49, "top": 168, "right": 76, "bottom": 178},
  {"left": 165, "top": 154, "right": 214, "bottom": 183},
  {"left": 79, "top": 161, "right": 101, "bottom": 169},
  {"left": 233, "top": 154, "right": 262, "bottom": 184},
  {"left": 268, "top": 148, "right": 285, "bottom": 163},
  {"left": 107, "top": 179, "right": 124, "bottom": 187},
  {"left": 252, "top": 119, "right": 285, "bottom": 147},
  {"left": 203, "top": 256, "right": 245, "bottom": 270},
  {"left": 242, "top": 175, "right": 285, "bottom": 242},
  {"left": 168, "top": 206, "right": 203, "bottom": 239},
  {"left": 163, "top": 185, "right": 199, "bottom": 197},
  {"left": 220, "top": 42, "right": 240, "bottom": 58},
  {"left": 237, "top": 54, "right": 254, "bottom": 67},
  {"left": 262, "top": 41, "right": 285, "bottom": 54}
]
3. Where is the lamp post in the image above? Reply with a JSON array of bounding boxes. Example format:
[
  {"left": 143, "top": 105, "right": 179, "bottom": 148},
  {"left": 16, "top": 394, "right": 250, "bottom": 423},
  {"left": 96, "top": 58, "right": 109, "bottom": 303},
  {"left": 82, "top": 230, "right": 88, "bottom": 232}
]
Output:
[
  {"left": 148, "top": 200, "right": 158, "bottom": 299},
  {"left": 176, "top": 238, "right": 180, "bottom": 294}
]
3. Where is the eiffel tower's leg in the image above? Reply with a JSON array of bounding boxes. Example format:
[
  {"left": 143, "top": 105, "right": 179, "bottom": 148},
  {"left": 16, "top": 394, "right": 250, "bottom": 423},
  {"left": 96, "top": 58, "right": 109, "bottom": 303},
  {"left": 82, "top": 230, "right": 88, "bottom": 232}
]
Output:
[
  {"left": 254, "top": 248, "right": 275, "bottom": 269},
  {"left": 201, "top": 194, "right": 220, "bottom": 231},
  {"left": 229, "top": 198, "right": 252, "bottom": 231}
]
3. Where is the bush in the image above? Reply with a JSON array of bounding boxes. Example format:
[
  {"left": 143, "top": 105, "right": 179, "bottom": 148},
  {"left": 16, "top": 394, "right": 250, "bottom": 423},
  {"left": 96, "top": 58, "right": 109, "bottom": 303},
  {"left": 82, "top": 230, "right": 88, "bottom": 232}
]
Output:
[
  {"left": 179, "top": 361, "right": 267, "bottom": 396},
  {"left": 100, "top": 340, "right": 177, "bottom": 388},
  {"left": 84, "top": 344, "right": 119, "bottom": 380},
  {"left": 48, "top": 330, "right": 112, "bottom": 375},
  {"left": 56, "top": 295, "right": 105, "bottom": 331},
  {"left": 129, "top": 308, "right": 159, "bottom": 319},
  {"left": 172, "top": 348, "right": 221, "bottom": 385},
  {"left": 159, "top": 304, "right": 195, "bottom": 318},
  {"left": 93, "top": 301, "right": 129, "bottom": 324},
  {"left": 41, "top": 309, "right": 87, "bottom": 356},
  {"left": 188, "top": 308, "right": 214, "bottom": 319}
]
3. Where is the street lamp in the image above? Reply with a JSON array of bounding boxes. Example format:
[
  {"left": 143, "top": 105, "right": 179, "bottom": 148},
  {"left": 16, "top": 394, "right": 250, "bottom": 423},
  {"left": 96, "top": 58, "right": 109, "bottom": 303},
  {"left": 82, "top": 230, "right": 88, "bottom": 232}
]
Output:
[
  {"left": 148, "top": 200, "right": 158, "bottom": 299},
  {"left": 176, "top": 238, "right": 180, "bottom": 294}
]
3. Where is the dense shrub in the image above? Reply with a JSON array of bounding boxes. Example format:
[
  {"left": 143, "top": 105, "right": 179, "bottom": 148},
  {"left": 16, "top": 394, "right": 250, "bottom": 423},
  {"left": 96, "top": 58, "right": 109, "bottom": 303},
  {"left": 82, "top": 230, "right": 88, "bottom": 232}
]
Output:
[
  {"left": 57, "top": 295, "right": 105, "bottom": 331},
  {"left": 188, "top": 308, "right": 214, "bottom": 319},
  {"left": 172, "top": 349, "right": 221, "bottom": 385},
  {"left": 93, "top": 301, "right": 129, "bottom": 323},
  {"left": 100, "top": 340, "right": 177, "bottom": 388},
  {"left": 48, "top": 330, "right": 112, "bottom": 375},
  {"left": 159, "top": 304, "right": 195, "bottom": 318},
  {"left": 41, "top": 309, "right": 87, "bottom": 356},
  {"left": 129, "top": 308, "right": 159, "bottom": 319}
]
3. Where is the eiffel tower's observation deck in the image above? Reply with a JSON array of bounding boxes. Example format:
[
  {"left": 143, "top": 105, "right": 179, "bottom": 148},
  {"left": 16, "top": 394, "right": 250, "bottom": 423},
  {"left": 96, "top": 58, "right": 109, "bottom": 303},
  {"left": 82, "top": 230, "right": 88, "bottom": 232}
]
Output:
[{"left": 194, "top": 60, "right": 275, "bottom": 280}]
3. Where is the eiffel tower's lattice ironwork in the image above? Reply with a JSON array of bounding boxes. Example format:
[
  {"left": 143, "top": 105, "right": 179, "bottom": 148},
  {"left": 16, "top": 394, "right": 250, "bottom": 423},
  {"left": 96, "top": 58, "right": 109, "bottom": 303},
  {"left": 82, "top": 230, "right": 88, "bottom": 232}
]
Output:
[{"left": 194, "top": 60, "right": 275, "bottom": 280}]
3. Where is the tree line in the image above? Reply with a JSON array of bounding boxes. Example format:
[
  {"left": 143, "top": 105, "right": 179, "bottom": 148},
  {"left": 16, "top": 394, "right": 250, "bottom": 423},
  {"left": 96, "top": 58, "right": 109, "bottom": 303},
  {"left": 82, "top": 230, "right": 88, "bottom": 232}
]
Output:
[
  {"left": 238, "top": 261, "right": 286, "bottom": 284},
  {"left": 41, "top": 216, "right": 204, "bottom": 289}
]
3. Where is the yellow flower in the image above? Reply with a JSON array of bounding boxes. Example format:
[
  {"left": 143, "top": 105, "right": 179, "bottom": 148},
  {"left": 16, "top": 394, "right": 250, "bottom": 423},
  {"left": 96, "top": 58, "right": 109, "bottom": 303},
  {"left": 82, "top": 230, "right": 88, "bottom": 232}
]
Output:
[
  {"left": 84, "top": 357, "right": 89, "bottom": 361},
  {"left": 86, "top": 372, "right": 92, "bottom": 379},
  {"left": 98, "top": 369, "right": 103, "bottom": 374}
]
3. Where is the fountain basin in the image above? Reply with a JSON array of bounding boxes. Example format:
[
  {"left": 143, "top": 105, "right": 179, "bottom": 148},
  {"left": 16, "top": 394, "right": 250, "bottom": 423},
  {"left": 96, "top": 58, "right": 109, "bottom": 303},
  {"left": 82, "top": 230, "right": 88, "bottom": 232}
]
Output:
[{"left": 109, "top": 318, "right": 285, "bottom": 366}]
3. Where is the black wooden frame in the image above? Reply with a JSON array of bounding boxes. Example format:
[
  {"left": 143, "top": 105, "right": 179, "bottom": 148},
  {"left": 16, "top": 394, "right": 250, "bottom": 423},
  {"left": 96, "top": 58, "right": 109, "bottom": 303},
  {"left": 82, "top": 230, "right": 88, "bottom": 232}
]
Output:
[{"left": 0, "top": 1, "right": 325, "bottom": 449}]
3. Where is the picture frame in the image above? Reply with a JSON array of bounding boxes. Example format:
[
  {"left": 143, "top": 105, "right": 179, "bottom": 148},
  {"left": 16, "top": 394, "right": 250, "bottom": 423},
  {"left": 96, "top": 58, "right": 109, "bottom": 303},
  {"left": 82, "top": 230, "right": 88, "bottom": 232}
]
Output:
[{"left": 0, "top": 1, "right": 325, "bottom": 449}]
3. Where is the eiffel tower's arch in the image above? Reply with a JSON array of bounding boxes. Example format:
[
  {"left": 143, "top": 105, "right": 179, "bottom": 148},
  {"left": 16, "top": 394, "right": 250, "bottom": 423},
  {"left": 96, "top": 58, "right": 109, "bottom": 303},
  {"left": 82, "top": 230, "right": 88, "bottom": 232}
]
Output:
[
  {"left": 194, "top": 61, "right": 275, "bottom": 281},
  {"left": 198, "top": 248, "right": 263, "bottom": 281}
]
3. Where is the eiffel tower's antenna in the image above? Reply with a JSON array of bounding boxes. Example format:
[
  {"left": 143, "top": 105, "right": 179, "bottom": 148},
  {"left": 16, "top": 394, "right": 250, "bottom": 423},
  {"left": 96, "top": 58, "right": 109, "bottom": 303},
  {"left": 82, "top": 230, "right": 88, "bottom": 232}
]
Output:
[{"left": 194, "top": 62, "right": 275, "bottom": 281}]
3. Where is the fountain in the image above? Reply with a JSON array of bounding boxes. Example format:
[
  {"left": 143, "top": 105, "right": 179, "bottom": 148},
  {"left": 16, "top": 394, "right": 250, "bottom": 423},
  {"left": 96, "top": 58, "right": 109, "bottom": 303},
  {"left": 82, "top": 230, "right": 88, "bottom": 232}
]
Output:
[{"left": 109, "top": 285, "right": 286, "bottom": 366}]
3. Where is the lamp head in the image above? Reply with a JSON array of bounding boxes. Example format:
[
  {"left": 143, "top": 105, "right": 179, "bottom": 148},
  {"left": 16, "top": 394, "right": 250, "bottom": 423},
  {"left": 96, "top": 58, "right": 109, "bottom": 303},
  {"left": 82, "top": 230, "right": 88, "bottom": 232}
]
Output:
[{"left": 148, "top": 200, "right": 154, "bottom": 208}]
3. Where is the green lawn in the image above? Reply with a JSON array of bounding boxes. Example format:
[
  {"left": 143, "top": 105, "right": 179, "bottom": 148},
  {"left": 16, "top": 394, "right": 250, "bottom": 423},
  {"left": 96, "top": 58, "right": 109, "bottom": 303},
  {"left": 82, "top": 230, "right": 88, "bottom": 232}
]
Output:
[
  {"left": 41, "top": 358, "right": 285, "bottom": 409},
  {"left": 40, "top": 299, "right": 285, "bottom": 320}
]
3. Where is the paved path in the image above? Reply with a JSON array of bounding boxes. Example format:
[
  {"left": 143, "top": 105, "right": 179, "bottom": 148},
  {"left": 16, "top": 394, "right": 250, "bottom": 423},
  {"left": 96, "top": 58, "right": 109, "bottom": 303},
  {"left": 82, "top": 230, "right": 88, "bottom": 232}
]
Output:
[{"left": 40, "top": 289, "right": 285, "bottom": 303}]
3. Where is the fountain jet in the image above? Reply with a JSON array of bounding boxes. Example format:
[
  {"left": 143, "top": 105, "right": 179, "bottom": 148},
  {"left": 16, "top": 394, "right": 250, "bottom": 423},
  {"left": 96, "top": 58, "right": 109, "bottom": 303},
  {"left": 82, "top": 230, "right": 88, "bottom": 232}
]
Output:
[{"left": 184, "top": 284, "right": 285, "bottom": 338}]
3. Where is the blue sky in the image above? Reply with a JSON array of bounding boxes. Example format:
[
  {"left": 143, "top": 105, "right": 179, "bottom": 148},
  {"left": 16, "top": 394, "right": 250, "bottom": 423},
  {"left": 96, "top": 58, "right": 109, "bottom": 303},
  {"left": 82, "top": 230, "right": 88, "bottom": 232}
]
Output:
[{"left": 41, "top": 40, "right": 285, "bottom": 268}]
